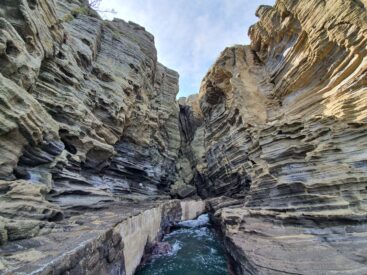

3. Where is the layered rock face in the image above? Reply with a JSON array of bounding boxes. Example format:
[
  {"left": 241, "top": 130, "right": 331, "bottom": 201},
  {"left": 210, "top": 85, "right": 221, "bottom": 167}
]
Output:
[
  {"left": 1, "top": 0, "right": 367, "bottom": 274},
  {"left": 171, "top": 95, "right": 207, "bottom": 198},
  {"left": 0, "top": 0, "right": 181, "bottom": 244},
  {"left": 197, "top": 0, "right": 367, "bottom": 274}
]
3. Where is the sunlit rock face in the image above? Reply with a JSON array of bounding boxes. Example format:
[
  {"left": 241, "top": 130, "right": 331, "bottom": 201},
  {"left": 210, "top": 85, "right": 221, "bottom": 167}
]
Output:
[
  {"left": 1, "top": 0, "right": 367, "bottom": 274},
  {"left": 199, "top": 0, "right": 367, "bottom": 212},
  {"left": 198, "top": 0, "right": 367, "bottom": 274},
  {"left": 0, "top": 0, "right": 180, "bottom": 242}
]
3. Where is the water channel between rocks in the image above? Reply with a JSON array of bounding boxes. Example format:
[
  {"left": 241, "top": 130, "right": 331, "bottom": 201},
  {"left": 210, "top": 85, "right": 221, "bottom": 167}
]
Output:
[{"left": 135, "top": 214, "right": 231, "bottom": 275}]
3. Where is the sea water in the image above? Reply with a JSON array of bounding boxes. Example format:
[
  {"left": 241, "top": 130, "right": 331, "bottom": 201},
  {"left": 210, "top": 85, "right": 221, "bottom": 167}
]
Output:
[{"left": 135, "top": 214, "right": 230, "bottom": 275}]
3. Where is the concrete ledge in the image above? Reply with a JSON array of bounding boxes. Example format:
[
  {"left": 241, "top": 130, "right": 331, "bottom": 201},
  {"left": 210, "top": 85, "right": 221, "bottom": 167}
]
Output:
[{"left": 0, "top": 200, "right": 206, "bottom": 275}]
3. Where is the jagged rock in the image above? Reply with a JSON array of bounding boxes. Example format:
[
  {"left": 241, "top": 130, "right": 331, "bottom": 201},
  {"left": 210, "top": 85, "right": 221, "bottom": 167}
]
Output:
[
  {"left": 151, "top": 241, "right": 172, "bottom": 256},
  {"left": 0, "top": 0, "right": 367, "bottom": 274},
  {"left": 0, "top": 180, "right": 63, "bottom": 244},
  {"left": 197, "top": 45, "right": 268, "bottom": 198},
  {"left": 174, "top": 95, "right": 208, "bottom": 197},
  {"left": 175, "top": 185, "right": 197, "bottom": 199},
  {"left": 197, "top": 0, "right": 367, "bottom": 274},
  {"left": 219, "top": 207, "right": 367, "bottom": 275},
  {"left": 0, "top": 0, "right": 181, "bottom": 217}
]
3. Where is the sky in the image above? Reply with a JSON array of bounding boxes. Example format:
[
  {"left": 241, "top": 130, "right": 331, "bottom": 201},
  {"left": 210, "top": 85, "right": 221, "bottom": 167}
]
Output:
[{"left": 98, "top": 0, "right": 275, "bottom": 98}]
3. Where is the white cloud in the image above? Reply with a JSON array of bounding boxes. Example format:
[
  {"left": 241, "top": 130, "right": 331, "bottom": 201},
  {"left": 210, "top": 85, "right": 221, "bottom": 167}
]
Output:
[{"left": 98, "top": 0, "right": 275, "bottom": 97}]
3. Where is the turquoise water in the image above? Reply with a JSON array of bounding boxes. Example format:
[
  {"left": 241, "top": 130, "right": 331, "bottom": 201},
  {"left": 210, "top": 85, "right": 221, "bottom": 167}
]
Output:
[{"left": 135, "top": 214, "right": 229, "bottom": 275}]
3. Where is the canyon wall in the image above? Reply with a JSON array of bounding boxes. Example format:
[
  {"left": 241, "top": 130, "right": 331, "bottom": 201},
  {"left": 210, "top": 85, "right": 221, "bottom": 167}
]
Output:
[
  {"left": 193, "top": 0, "right": 367, "bottom": 274},
  {"left": 1, "top": 0, "right": 367, "bottom": 274},
  {"left": 0, "top": 0, "right": 183, "bottom": 245}
]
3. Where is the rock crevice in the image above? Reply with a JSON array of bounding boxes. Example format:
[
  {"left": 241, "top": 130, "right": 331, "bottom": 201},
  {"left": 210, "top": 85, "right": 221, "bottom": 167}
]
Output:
[{"left": 0, "top": 0, "right": 367, "bottom": 274}]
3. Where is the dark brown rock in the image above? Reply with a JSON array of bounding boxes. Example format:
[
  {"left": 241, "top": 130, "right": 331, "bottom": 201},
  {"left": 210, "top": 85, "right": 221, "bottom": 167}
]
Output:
[{"left": 151, "top": 241, "right": 172, "bottom": 257}]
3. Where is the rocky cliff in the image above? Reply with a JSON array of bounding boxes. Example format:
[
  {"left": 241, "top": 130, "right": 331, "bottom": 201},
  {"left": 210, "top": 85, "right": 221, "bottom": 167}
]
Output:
[
  {"left": 0, "top": 0, "right": 183, "bottom": 245},
  {"left": 1, "top": 0, "right": 367, "bottom": 274},
  {"left": 193, "top": 0, "right": 367, "bottom": 274}
]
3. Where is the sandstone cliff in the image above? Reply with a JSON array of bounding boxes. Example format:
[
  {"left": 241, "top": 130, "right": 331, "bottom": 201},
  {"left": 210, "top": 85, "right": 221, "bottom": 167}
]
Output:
[
  {"left": 195, "top": 0, "right": 367, "bottom": 274},
  {"left": 0, "top": 3, "right": 194, "bottom": 274},
  {"left": 0, "top": 0, "right": 181, "bottom": 244},
  {"left": 1, "top": 0, "right": 367, "bottom": 274}
]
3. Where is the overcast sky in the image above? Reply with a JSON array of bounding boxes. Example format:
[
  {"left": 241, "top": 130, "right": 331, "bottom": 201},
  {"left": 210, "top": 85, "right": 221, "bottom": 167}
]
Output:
[{"left": 99, "top": 0, "right": 275, "bottom": 98}]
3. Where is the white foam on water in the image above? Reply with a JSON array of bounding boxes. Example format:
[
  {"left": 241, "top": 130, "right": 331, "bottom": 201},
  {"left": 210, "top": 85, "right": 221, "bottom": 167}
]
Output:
[
  {"left": 178, "top": 213, "right": 209, "bottom": 228},
  {"left": 193, "top": 227, "right": 210, "bottom": 238},
  {"left": 210, "top": 248, "right": 217, "bottom": 254},
  {"left": 170, "top": 240, "right": 182, "bottom": 256},
  {"left": 165, "top": 228, "right": 191, "bottom": 238}
]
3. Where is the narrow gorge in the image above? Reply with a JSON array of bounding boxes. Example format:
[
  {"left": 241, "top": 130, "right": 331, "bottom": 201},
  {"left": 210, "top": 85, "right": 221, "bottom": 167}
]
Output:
[{"left": 0, "top": 0, "right": 367, "bottom": 274}]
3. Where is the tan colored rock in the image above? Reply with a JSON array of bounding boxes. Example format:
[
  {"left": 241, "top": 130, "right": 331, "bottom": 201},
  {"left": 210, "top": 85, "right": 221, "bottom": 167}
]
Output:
[
  {"left": 218, "top": 206, "right": 367, "bottom": 275},
  {"left": 0, "top": 180, "right": 62, "bottom": 220},
  {"left": 197, "top": 0, "right": 367, "bottom": 274},
  {"left": 118, "top": 206, "right": 163, "bottom": 275},
  {"left": 0, "top": 0, "right": 181, "bottom": 213},
  {"left": 180, "top": 200, "right": 206, "bottom": 220},
  {"left": 0, "top": 0, "right": 197, "bottom": 273},
  {"left": 0, "top": 0, "right": 366, "bottom": 273},
  {"left": 0, "top": 180, "right": 62, "bottom": 244},
  {"left": 0, "top": 74, "right": 60, "bottom": 179}
]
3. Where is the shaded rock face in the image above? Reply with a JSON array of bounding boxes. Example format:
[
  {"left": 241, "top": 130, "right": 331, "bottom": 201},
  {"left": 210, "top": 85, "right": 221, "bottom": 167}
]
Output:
[
  {"left": 0, "top": 0, "right": 182, "bottom": 246},
  {"left": 197, "top": 0, "right": 367, "bottom": 274},
  {"left": 171, "top": 95, "right": 207, "bottom": 198},
  {"left": 0, "top": 0, "right": 180, "bottom": 210}
]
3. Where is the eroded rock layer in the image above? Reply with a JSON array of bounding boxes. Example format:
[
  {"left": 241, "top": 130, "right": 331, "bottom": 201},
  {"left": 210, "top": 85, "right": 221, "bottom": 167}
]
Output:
[
  {"left": 171, "top": 95, "right": 206, "bottom": 198},
  {"left": 1, "top": 0, "right": 367, "bottom": 274},
  {"left": 195, "top": 0, "right": 367, "bottom": 274},
  {"left": 0, "top": 0, "right": 181, "bottom": 244}
]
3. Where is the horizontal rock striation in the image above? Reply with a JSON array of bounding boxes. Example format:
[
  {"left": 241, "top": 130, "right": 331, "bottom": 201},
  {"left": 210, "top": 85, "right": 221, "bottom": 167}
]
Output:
[
  {"left": 171, "top": 95, "right": 207, "bottom": 198},
  {"left": 197, "top": 0, "right": 367, "bottom": 274},
  {"left": 1, "top": 0, "right": 367, "bottom": 274},
  {"left": 0, "top": 0, "right": 181, "bottom": 244}
]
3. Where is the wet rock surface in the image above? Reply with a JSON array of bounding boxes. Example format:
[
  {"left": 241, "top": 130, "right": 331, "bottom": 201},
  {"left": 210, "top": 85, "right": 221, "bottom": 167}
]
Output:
[{"left": 151, "top": 242, "right": 173, "bottom": 257}]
